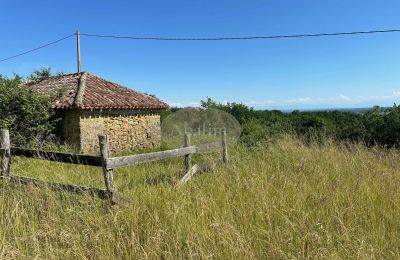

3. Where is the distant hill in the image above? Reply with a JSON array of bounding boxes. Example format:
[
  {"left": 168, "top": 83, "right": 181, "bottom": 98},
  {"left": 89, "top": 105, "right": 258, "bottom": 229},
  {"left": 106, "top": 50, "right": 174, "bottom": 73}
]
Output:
[{"left": 281, "top": 107, "right": 391, "bottom": 114}]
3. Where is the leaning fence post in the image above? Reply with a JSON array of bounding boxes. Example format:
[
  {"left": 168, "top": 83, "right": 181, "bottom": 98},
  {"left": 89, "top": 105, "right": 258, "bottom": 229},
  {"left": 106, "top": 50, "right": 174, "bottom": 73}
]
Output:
[
  {"left": 0, "top": 129, "right": 11, "bottom": 177},
  {"left": 184, "top": 132, "right": 192, "bottom": 171},
  {"left": 222, "top": 129, "right": 228, "bottom": 163},
  {"left": 98, "top": 135, "right": 115, "bottom": 199}
]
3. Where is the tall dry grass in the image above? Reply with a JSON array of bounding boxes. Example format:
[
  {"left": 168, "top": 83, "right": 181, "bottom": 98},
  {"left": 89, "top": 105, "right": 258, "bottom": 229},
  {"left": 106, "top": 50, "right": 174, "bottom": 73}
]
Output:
[{"left": 1, "top": 137, "right": 400, "bottom": 259}]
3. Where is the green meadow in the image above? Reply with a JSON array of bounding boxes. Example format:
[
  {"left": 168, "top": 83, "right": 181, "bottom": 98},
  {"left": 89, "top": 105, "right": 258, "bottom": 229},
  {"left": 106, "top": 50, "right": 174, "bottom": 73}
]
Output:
[{"left": 1, "top": 137, "right": 399, "bottom": 259}]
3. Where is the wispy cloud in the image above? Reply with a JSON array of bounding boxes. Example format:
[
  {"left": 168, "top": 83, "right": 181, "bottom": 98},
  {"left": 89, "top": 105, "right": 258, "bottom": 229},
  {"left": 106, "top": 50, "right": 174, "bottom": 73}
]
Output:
[
  {"left": 168, "top": 102, "right": 201, "bottom": 108},
  {"left": 168, "top": 102, "right": 184, "bottom": 107},
  {"left": 168, "top": 91, "right": 400, "bottom": 109},
  {"left": 245, "top": 91, "right": 400, "bottom": 108},
  {"left": 244, "top": 95, "right": 353, "bottom": 107}
]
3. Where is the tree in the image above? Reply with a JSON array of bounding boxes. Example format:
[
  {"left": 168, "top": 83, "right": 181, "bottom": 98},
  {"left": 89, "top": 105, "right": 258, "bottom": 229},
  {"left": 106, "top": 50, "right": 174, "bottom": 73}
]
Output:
[
  {"left": 362, "top": 106, "right": 384, "bottom": 146},
  {"left": 0, "top": 74, "right": 58, "bottom": 147},
  {"left": 379, "top": 105, "right": 400, "bottom": 148},
  {"left": 291, "top": 113, "right": 327, "bottom": 143},
  {"left": 27, "top": 67, "right": 52, "bottom": 82},
  {"left": 240, "top": 118, "right": 269, "bottom": 146}
]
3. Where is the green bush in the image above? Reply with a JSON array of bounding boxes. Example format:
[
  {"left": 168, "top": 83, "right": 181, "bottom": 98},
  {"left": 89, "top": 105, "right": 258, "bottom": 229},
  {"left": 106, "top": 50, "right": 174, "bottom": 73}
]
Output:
[
  {"left": 0, "top": 73, "right": 58, "bottom": 147},
  {"left": 197, "top": 98, "right": 400, "bottom": 148},
  {"left": 380, "top": 105, "right": 400, "bottom": 148},
  {"left": 240, "top": 118, "right": 269, "bottom": 146}
]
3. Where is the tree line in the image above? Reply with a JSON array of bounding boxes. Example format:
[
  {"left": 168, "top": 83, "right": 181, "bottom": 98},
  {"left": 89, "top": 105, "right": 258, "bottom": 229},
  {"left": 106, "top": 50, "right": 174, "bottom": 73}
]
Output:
[
  {"left": 162, "top": 97, "right": 400, "bottom": 148},
  {"left": 1, "top": 69, "right": 399, "bottom": 148}
]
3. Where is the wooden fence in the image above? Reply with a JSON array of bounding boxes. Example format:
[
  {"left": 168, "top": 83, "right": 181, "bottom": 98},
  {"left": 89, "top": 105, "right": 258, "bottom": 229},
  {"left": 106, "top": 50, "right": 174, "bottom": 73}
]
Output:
[{"left": 0, "top": 129, "right": 228, "bottom": 204}]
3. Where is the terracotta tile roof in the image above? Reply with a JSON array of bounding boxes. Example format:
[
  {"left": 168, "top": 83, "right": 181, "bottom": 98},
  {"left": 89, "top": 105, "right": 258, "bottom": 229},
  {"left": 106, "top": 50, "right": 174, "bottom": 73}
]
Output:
[{"left": 26, "top": 72, "right": 169, "bottom": 110}]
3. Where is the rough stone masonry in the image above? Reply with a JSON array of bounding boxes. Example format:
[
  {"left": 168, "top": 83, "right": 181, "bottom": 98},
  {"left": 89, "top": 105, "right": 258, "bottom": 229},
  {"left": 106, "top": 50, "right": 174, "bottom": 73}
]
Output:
[
  {"left": 26, "top": 72, "right": 168, "bottom": 153},
  {"left": 62, "top": 109, "right": 162, "bottom": 153}
]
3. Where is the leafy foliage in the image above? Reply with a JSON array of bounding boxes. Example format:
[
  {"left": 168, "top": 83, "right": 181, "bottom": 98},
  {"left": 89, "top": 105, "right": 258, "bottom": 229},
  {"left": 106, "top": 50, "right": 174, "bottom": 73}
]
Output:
[
  {"left": 27, "top": 67, "right": 64, "bottom": 83},
  {"left": 0, "top": 70, "right": 59, "bottom": 147},
  {"left": 195, "top": 97, "right": 400, "bottom": 147}
]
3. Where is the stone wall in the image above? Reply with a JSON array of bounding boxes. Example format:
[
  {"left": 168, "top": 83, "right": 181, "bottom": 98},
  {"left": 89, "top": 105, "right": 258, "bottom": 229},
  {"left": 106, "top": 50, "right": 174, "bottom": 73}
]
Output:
[
  {"left": 62, "top": 109, "right": 161, "bottom": 154},
  {"left": 60, "top": 110, "right": 81, "bottom": 151}
]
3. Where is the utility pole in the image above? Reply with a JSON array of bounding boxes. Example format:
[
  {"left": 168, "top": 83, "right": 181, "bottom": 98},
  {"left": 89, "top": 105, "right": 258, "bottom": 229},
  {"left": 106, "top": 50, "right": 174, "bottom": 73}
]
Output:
[{"left": 76, "top": 31, "right": 81, "bottom": 73}]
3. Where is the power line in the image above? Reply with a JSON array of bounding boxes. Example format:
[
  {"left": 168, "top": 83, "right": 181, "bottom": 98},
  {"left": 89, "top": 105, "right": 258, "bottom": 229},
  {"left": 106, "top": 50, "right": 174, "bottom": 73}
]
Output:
[
  {"left": 1, "top": 28, "right": 400, "bottom": 63},
  {"left": 81, "top": 29, "right": 400, "bottom": 41},
  {"left": 0, "top": 33, "right": 75, "bottom": 62}
]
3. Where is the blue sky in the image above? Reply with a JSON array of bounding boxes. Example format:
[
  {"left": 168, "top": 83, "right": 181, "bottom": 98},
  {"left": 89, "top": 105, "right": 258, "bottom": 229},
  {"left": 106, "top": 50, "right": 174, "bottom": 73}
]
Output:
[{"left": 0, "top": 0, "right": 400, "bottom": 110}]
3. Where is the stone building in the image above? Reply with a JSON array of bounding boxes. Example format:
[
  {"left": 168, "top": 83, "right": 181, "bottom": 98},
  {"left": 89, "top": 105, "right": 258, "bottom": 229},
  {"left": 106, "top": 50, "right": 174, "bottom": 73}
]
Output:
[{"left": 27, "top": 72, "right": 169, "bottom": 153}]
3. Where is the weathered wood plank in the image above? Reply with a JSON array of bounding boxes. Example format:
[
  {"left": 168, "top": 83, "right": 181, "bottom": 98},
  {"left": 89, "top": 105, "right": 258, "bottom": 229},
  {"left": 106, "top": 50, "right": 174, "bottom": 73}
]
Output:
[
  {"left": 177, "top": 159, "right": 224, "bottom": 186},
  {"left": 1, "top": 175, "right": 109, "bottom": 199},
  {"left": 0, "top": 129, "right": 11, "bottom": 177},
  {"left": 10, "top": 147, "right": 102, "bottom": 166},
  {"left": 107, "top": 146, "right": 197, "bottom": 169},
  {"left": 222, "top": 130, "right": 228, "bottom": 163},
  {"left": 99, "top": 135, "right": 115, "bottom": 195},
  {"left": 195, "top": 141, "right": 223, "bottom": 153},
  {"left": 177, "top": 164, "right": 199, "bottom": 186},
  {"left": 184, "top": 133, "right": 192, "bottom": 171}
]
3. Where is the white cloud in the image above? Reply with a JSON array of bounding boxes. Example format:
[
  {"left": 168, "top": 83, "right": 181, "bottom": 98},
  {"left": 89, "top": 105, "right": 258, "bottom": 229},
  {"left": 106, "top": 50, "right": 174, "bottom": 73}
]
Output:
[
  {"left": 248, "top": 100, "right": 276, "bottom": 106},
  {"left": 168, "top": 91, "right": 400, "bottom": 109},
  {"left": 168, "top": 102, "right": 184, "bottom": 107},
  {"left": 339, "top": 94, "right": 351, "bottom": 101},
  {"left": 168, "top": 101, "right": 201, "bottom": 108},
  {"left": 245, "top": 92, "right": 400, "bottom": 108}
]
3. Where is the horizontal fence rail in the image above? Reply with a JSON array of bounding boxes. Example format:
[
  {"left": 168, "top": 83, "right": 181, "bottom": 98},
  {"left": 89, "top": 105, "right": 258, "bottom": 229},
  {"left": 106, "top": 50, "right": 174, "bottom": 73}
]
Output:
[
  {"left": 10, "top": 147, "right": 102, "bottom": 166},
  {"left": 0, "top": 129, "right": 228, "bottom": 204},
  {"left": 106, "top": 146, "right": 197, "bottom": 169}
]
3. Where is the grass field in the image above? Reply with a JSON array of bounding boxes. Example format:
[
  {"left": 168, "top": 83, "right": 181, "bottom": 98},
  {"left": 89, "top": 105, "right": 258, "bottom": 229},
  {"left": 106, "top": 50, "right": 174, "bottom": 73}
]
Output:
[{"left": 1, "top": 137, "right": 400, "bottom": 259}]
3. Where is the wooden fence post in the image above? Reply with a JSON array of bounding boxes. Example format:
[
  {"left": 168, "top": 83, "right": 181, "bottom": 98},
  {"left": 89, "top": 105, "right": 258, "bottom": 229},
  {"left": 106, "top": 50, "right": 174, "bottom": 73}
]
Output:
[
  {"left": 98, "top": 135, "right": 115, "bottom": 198},
  {"left": 184, "top": 132, "right": 191, "bottom": 171},
  {"left": 222, "top": 129, "right": 228, "bottom": 163},
  {"left": 0, "top": 129, "right": 11, "bottom": 177}
]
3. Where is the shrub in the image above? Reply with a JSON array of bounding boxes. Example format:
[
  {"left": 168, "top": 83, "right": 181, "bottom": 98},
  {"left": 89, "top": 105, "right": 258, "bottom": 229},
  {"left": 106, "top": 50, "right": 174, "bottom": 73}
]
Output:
[
  {"left": 0, "top": 74, "right": 58, "bottom": 147},
  {"left": 240, "top": 118, "right": 269, "bottom": 146}
]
